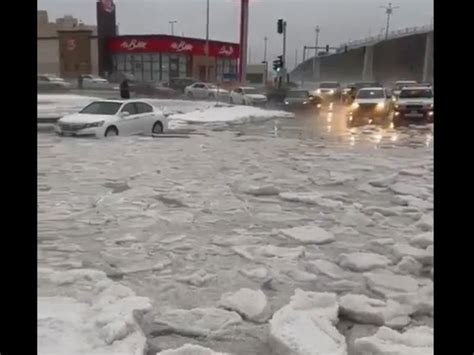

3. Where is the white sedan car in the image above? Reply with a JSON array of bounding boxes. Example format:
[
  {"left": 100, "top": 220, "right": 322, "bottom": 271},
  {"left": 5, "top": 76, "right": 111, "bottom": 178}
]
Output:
[
  {"left": 229, "top": 87, "right": 267, "bottom": 106},
  {"left": 184, "top": 82, "right": 229, "bottom": 100},
  {"left": 81, "top": 75, "right": 110, "bottom": 89},
  {"left": 55, "top": 100, "right": 168, "bottom": 138}
]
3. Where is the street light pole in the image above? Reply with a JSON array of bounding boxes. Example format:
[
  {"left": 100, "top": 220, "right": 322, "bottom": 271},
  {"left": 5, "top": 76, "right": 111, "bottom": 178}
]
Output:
[
  {"left": 315, "top": 25, "right": 320, "bottom": 57},
  {"left": 380, "top": 3, "right": 399, "bottom": 40},
  {"left": 263, "top": 36, "right": 268, "bottom": 84},
  {"left": 312, "top": 25, "right": 320, "bottom": 82},
  {"left": 294, "top": 49, "right": 298, "bottom": 70},
  {"left": 168, "top": 20, "right": 177, "bottom": 36},
  {"left": 205, "top": 0, "right": 210, "bottom": 81}
]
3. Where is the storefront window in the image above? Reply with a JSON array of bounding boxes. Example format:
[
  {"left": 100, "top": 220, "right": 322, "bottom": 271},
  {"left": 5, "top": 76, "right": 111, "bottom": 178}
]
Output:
[
  {"left": 216, "top": 58, "right": 237, "bottom": 81},
  {"left": 143, "top": 54, "right": 153, "bottom": 82},
  {"left": 179, "top": 56, "right": 187, "bottom": 77},
  {"left": 161, "top": 54, "right": 169, "bottom": 82},
  {"left": 152, "top": 54, "right": 161, "bottom": 81},
  {"left": 134, "top": 56, "right": 143, "bottom": 81}
]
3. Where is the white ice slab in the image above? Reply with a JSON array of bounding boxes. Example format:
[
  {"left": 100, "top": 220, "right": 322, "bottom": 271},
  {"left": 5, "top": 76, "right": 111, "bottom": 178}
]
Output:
[
  {"left": 38, "top": 269, "right": 151, "bottom": 355},
  {"left": 269, "top": 289, "right": 346, "bottom": 355},
  {"left": 153, "top": 308, "right": 242, "bottom": 338},
  {"left": 280, "top": 225, "right": 335, "bottom": 245},
  {"left": 157, "top": 344, "right": 230, "bottom": 355},
  {"left": 339, "top": 252, "right": 392, "bottom": 272},
  {"left": 219, "top": 288, "right": 267, "bottom": 321},
  {"left": 169, "top": 105, "right": 293, "bottom": 125},
  {"left": 354, "top": 326, "right": 433, "bottom": 355},
  {"left": 339, "top": 294, "right": 411, "bottom": 329}
]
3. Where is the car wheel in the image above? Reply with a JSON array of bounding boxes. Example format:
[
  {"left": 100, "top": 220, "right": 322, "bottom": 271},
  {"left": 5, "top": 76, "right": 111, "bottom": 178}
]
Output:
[
  {"left": 104, "top": 126, "right": 118, "bottom": 137},
  {"left": 152, "top": 121, "right": 163, "bottom": 134}
]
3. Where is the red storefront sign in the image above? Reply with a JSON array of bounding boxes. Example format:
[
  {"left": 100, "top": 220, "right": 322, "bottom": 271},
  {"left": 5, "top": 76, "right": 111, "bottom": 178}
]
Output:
[{"left": 107, "top": 36, "right": 240, "bottom": 59}]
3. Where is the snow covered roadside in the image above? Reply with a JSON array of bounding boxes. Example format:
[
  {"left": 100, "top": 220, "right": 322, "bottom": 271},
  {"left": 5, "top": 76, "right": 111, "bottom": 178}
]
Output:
[
  {"left": 38, "top": 94, "right": 99, "bottom": 119},
  {"left": 38, "top": 268, "right": 152, "bottom": 355},
  {"left": 168, "top": 105, "right": 294, "bottom": 127}
]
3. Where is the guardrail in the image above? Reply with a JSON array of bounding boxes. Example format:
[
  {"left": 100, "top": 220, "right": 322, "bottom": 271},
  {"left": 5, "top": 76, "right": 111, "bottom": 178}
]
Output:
[{"left": 336, "top": 24, "right": 433, "bottom": 52}]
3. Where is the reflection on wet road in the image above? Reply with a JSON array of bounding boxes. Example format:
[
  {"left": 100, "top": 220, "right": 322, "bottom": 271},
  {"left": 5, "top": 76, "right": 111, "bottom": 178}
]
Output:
[{"left": 231, "top": 107, "right": 433, "bottom": 151}]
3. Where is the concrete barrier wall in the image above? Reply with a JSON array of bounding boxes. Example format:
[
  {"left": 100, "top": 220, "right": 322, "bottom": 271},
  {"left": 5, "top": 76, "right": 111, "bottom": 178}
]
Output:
[
  {"left": 319, "top": 47, "right": 365, "bottom": 82},
  {"left": 291, "top": 31, "right": 433, "bottom": 85},
  {"left": 372, "top": 33, "right": 427, "bottom": 83}
]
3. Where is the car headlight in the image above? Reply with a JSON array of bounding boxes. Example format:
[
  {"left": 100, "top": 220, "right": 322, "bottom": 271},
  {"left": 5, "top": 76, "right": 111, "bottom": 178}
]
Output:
[
  {"left": 303, "top": 101, "right": 308, "bottom": 105},
  {"left": 376, "top": 102, "right": 385, "bottom": 109},
  {"left": 351, "top": 103, "right": 359, "bottom": 110},
  {"left": 284, "top": 101, "right": 289, "bottom": 105},
  {"left": 85, "top": 121, "right": 105, "bottom": 128},
  {"left": 394, "top": 104, "right": 400, "bottom": 110},
  {"left": 328, "top": 90, "right": 334, "bottom": 94},
  {"left": 316, "top": 89, "right": 321, "bottom": 94},
  {"left": 317, "top": 104, "right": 322, "bottom": 108}
]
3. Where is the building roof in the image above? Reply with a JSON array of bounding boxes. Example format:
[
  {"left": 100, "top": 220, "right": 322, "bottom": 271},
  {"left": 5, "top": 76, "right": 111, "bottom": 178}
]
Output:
[{"left": 112, "top": 34, "right": 238, "bottom": 46}]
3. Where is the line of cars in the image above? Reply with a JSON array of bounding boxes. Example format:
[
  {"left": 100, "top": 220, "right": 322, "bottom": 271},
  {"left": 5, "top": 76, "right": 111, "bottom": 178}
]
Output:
[{"left": 346, "top": 81, "right": 434, "bottom": 126}]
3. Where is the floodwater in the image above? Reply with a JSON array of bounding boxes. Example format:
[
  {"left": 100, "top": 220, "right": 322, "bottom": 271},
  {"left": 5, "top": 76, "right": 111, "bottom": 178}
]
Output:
[{"left": 38, "top": 99, "right": 433, "bottom": 354}]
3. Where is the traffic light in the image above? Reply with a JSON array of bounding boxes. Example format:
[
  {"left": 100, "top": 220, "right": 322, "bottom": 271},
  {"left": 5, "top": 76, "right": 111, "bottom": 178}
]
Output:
[
  {"left": 277, "top": 19, "right": 284, "bottom": 34},
  {"left": 273, "top": 55, "right": 284, "bottom": 72},
  {"left": 326, "top": 44, "right": 330, "bottom": 52}
]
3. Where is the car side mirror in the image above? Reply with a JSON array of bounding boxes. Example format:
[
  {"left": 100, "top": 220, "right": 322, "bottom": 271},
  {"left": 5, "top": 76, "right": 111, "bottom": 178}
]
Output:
[{"left": 120, "top": 111, "right": 130, "bottom": 118}]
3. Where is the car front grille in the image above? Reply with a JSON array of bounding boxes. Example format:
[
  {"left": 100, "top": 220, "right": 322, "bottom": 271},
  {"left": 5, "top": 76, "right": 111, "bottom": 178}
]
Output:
[
  {"left": 59, "top": 123, "right": 86, "bottom": 131},
  {"left": 358, "top": 103, "right": 377, "bottom": 112},
  {"left": 406, "top": 105, "right": 424, "bottom": 110}
]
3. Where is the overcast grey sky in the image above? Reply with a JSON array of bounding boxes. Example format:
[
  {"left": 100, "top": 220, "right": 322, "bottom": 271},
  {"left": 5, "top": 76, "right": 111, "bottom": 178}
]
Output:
[{"left": 38, "top": 0, "right": 433, "bottom": 68}]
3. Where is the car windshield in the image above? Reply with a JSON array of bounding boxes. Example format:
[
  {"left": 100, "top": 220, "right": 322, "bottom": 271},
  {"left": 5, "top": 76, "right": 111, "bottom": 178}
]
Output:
[
  {"left": 320, "top": 82, "right": 340, "bottom": 88},
  {"left": 355, "top": 82, "right": 380, "bottom": 89},
  {"left": 242, "top": 88, "right": 258, "bottom": 94},
  {"left": 357, "top": 89, "right": 385, "bottom": 99},
  {"left": 287, "top": 91, "right": 309, "bottom": 98},
  {"left": 399, "top": 89, "right": 433, "bottom": 99},
  {"left": 80, "top": 102, "right": 122, "bottom": 115},
  {"left": 395, "top": 82, "right": 417, "bottom": 90}
]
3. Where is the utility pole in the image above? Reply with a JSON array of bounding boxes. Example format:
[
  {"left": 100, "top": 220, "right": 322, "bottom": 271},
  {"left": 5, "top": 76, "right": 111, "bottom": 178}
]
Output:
[
  {"left": 301, "top": 46, "right": 306, "bottom": 86},
  {"left": 263, "top": 36, "right": 268, "bottom": 84},
  {"left": 263, "top": 36, "right": 268, "bottom": 63},
  {"left": 282, "top": 21, "right": 287, "bottom": 71},
  {"left": 239, "top": 0, "right": 250, "bottom": 82},
  {"left": 313, "top": 26, "right": 320, "bottom": 83},
  {"left": 315, "top": 26, "right": 320, "bottom": 57},
  {"left": 168, "top": 20, "right": 177, "bottom": 36},
  {"left": 380, "top": 3, "right": 399, "bottom": 40},
  {"left": 205, "top": 0, "right": 210, "bottom": 81},
  {"left": 294, "top": 49, "right": 298, "bottom": 70}
]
